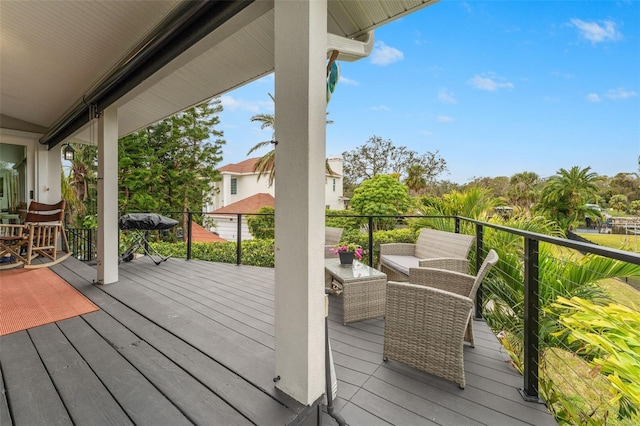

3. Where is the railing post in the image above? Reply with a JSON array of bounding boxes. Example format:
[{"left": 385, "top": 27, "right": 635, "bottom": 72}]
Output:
[
  {"left": 368, "top": 216, "right": 374, "bottom": 267},
  {"left": 186, "top": 212, "right": 193, "bottom": 261},
  {"left": 236, "top": 213, "right": 242, "bottom": 265},
  {"left": 88, "top": 228, "right": 93, "bottom": 260},
  {"left": 454, "top": 216, "right": 461, "bottom": 234},
  {"left": 521, "top": 237, "right": 541, "bottom": 402},
  {"left": 474, "top": 223, "right": 484, "bottom": 319}
]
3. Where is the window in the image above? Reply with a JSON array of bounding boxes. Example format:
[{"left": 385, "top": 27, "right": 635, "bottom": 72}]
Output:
[
  {"left": 332, "top": 178, "right": 336, "bottom": 192},
  {"left": 230, "top": 178, "right": 237, "bottom": 195}
]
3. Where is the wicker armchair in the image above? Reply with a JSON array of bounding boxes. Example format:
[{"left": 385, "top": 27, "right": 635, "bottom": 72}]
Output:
[
  {"left": 379, "top": 228, "right": 475, "bottom": 281},
  {"left": 383, "top": 249, "right": 499, "bottom": 388},
  {"left": 324, "top": 226, "right": 344, "bottom": 258}
]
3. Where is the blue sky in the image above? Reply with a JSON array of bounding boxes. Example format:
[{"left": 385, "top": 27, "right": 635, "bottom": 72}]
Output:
[{"left": 218, "top": 0, "right": 639, "bottom": 184}]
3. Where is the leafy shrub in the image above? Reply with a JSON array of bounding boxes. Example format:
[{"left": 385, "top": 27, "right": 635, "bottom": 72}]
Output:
[
  {"left": 149, "top": 239, "right": 275, "bottom": 267},
  {"left": 325, "top": 210, "right": 364, "bottom": 231},
  {"left": 552, "top": 297, "right": 640, "bottom": 421},
  {"left": 247, "top": 206, "right": 275, "bottom": 239}
]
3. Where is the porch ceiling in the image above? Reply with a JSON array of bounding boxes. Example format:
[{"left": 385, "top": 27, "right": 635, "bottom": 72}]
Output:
[{"left": 0, "top": 0, "right": 438, "bottom": 144}]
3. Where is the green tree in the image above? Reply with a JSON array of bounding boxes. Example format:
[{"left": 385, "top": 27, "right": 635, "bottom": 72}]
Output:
[
  {"left": 464, "top": 176, "right": 510, "bottom": 200},
  {"left": 247, "top": 93, "right": 277, "bottom": 185},
  {"left": 350, "top": 174, "right": 412, "bottom": 231},
  {"left": 118, "top": 100, "right": 225, "bottom": 239},
  {"left": 63, "top": 143, "right": 98, "bottom": 226},
  {"left": 507, "top": 171, "right": 541, "bottom": 212},
  {"left": 404, "top": 164, "right": 427, "bottom": 195},
  {"left": 609, "top": 194, "right": 629, "bottom": 214},
  {"left": 342, "top": 135, "right": 447, "bottom": 190},
  {"left": 415, "top": 186, "right": 500, "bottom": 233},
  {"left": 535, "top": 166, "right": 600, "bottom": 230}
]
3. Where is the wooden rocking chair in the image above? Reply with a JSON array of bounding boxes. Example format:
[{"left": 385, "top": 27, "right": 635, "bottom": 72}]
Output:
[{"left": 0, "top": 200, "right": 71, "bottom": 269}]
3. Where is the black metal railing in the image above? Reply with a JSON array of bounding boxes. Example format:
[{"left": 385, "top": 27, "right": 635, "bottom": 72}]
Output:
[
  {"left": 66, "top": 227, "right": 97, "bottom": 261},
  {"left": 81, "top": 211, "right": 640, "bottom": 416}
]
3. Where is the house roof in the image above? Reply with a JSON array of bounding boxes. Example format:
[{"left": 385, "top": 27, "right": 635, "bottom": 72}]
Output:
[
  {"left": 219, "top": 156, "right": 342, "bottom": 177},
  {"left": 190, "top": 222, "right": 226, "bottom": 243},
  {"left": 218, "top": 157, "right": 267, "bottom": 174},
  {"left": 0, "top": 0, "right": 438, "bottom": 145},
  {"left": 212, "top": 193, "right": 274, "bottom": 214}
]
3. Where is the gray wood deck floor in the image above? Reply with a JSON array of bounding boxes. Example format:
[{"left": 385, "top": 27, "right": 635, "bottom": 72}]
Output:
[{"left": 0, "top": 257, "right": 556, "bottom": 426}]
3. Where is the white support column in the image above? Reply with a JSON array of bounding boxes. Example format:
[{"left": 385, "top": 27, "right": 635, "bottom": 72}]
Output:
[
  {"left": 97, "top": 107, "right": 119, "bottom": 284},
  {"left": 273, "top": 0, "right": 327, "bottom": 405}
]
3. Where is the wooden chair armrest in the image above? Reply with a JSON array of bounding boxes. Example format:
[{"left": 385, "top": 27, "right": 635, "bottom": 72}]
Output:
[
  {"left": 418, "top": 257, "right": 469, "bottom": 274},
  {"left": 380, "top": 243, "right": 416, "bottom": 255},
  {"left": 408, "top": 267, "right": 475, "bottom": 297}
]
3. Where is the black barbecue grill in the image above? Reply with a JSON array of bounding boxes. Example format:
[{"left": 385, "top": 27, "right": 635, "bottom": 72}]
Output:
[{"left": 118, "top": 213, "right": 178, "bottom": 265}]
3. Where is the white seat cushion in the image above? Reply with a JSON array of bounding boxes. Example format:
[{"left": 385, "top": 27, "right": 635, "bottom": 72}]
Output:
[{"left": 379, "top": 254, "right": 420, "bottom": 277}]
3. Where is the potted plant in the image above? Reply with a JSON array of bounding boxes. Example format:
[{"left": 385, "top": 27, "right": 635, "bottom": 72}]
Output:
[{"left": 329, "top": 243, "right": 364, "bottom": 266}]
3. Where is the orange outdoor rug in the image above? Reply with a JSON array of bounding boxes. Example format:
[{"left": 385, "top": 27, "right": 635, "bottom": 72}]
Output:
[{"left": 0, "top": 268, "right": 99, "bottom": 336}]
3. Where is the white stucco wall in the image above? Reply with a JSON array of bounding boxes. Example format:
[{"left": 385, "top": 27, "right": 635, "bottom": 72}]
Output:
[
  {"left": 212, "top": 157, "right": 345, "bottom": 211},
  {"left": 324, "top": 157, "right": 344, "bottom": 210}
]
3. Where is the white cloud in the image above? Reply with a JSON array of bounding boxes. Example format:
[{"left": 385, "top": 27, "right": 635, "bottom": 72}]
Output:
[
  {"left": 586, "top": 93, "right": 601, "bottom": 102},
  {"left": 604, "top": 88, "right": 638, "bottom": 100},
  {"left": 438, "top": 88, "right": 457, "bottom": 104},
  {"left": 339, "top": 76, "right": 358, "bottom": 86},
  {"left": 569, "top": 19, "right": 622, "bottom": 44},
  {"left": 419, "top": 130, "right": 433, "bottom": 136},
  {"left": 468, "top": 73, "right": 514, "bottom": 91},
  {"left": 550, "top": 71, "right": 574, "bottom": 79},
  {"left": 371, "top": 41, "right": 404, "bottom": 66},
  {"left": 370, "top": 105, "right": 391, "bottom": 111},
  {"left": 437, "top": 115, "right": 454, "bottom": 123},
  {"left": 220, "top": 95, "right": 263, "bottom": 113}
]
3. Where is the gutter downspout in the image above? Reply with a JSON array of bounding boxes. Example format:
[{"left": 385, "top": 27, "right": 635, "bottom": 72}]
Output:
[{"left": 41, "top": 0, "right": 253, "bottom": 150}]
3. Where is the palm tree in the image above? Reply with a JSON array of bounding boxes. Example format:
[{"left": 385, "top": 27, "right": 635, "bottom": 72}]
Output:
[
  {"left": 536, "top": 166, "right": 600, "bottom": 230},
  {"left": 507, "top": 171, "right": 540, "bottom": 212},
  {"left": 404, "top": 164, "right": 427, "bottom": 195},
  {"left": 248, "top": 93, "right": 334, "bottom": 186},
  {"left": 247, "top": 94, "right": 277, "bottom": 186}
]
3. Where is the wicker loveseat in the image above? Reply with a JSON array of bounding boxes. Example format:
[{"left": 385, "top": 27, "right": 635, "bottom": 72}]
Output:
[
  {"left": 379, "top": 228, "right": 475, "bottom": 281},
  {"left": 383, "top": 249, "right": 499, "bottom": 388}
]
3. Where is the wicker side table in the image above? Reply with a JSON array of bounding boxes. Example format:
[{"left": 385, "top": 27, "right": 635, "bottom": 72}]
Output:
[{"left": 325, "top": 258, "right": 387, "bottom": 325}]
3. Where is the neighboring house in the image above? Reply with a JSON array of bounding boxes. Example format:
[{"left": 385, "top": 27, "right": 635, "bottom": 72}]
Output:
[
  {"left": 207, "top": 193, "right": 275, "bottom": 241},
  {"left": 208, "top": 156, "right": 346, "bottom": 212}
]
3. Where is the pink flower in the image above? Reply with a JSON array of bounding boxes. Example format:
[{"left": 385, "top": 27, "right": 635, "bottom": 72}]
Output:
[{"left": 330, "top": 243, "right": 364, "bottom": 260}]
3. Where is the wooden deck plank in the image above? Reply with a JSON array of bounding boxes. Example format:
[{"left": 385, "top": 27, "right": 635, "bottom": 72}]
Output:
[
  {"left": 350, "top": 388, "right": 440, "bottom": 425},
  {"left": 338, "top": 402, "right": 393, "bottom": 426},
  {"left": 133, "top": 264, "right": 276, "bottom": 327},
  {"left": 94, "top": 273, "right": 280, "bottom": 391},
  {"left": 55, "top": 316, "right": 194, "bottom": 426},
  {"left": 116, "top": 265, "right": 277, "bottom": 345},
  {"left": 0, "top": 365, "right": 11, "bottom": 426},
  {"left": 78, "top": 310, "right": 254, "bottom": 426},
  {"left": 28, "top": 323, "right": 134, "bottom": 425},
  {"left": 363, "top": 375, "right": 511, "bottom": 426},
  {"left": 51, "top": 262, "right": 302, "bottom": 424},
  {"left": 122, "top": 261, "right": 276, "bottom": 316},
  {"left": 0, "top": 331, "right": 71, "bottom": 426},
  {"left": 2, "top": 257, "right": 556, "bottom": 426},
  {"left": 374, "top": 363, "right": 555, "bottom": 426}
]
